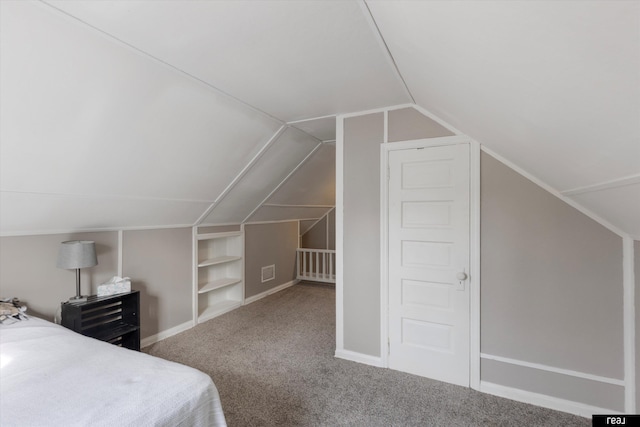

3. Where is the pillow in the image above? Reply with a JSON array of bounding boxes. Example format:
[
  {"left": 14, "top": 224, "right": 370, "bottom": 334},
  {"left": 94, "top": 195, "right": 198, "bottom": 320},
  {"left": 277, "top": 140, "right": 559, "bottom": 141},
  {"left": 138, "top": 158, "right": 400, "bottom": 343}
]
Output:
[{"left": 0, "top": 298, "right": 28, "bottom": 324}]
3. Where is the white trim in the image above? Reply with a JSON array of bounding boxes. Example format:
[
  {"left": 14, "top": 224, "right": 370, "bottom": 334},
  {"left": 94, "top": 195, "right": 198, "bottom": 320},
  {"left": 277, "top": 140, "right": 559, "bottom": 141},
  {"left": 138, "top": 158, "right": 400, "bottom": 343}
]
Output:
[
  {"left": 192, "top": 226, "right": 198, "bottom": 324},
  {"left": 241, "top": 223, "right": 246, "bottom": 304},
  {"left": 479, "top": 381, "right": 614, "bottom": 419},
  {"left": 262, "top": 204, "right": 333, "bottom": 209},
  {"left": 382, "top": 135, "right": 470, "bottom": 150},
  {"left": 196, "top": 222, "right": 243, "bottom": 228},
  {"left": 140, "top": 320, "right": 195, "bottom": 348},
  {"left": 324, "top": 213, "right": 328, "bottom": 249},
  {"left": 0, "top": 223, "right": 194, "bottom": 238},
  {"left": 480, "top": 353, "right": 625, "bottom": 387},
  {"left": 0, "top": 189, "right": 215, "bottom": 204},
  {"left": 480, "top": 146, "right": 628, "bottom": 238},
  {"left": 286, "top": 114, "right": 337, "bottom": 125},
  {"left": 242, "top": 142, "right": 323, "bottom": 223},
  {"left": 380, "top": 137, "right": 478, "bottom": 385},
  {"left": 339, "top": 103, "right": 463, "bottom": 139},
  {"left": 299, "top": 219, "right": 320, "bottom": 237},
  {"left": 196, "top": 231, "right": 242, "bottom": 240},
  {"left": 117, "top": 230, "right": 124, "bottom": 278},
  {"left": 106, "top": 224, "right": 191, "bottom": 232},
  {"left": 624, "top": 236, "right": 636, "bottom": 413},
  {"left": 326, "top": 207, "right": 330, "bottom": 249},
  {"left": 338, "top": 103, "right": 416, "bottom": 120},
  {"left": 300, "top": 217, "right": 325, "bottom": 240},
  {"left": 379, "top": 141, "right": 389, "bottom": 367},
  {"left": 411, "top": 104, "right": 465, "bottom": 137},
  {"left": 243, "top": 279, "right": 299, "bottom": 305},
  {"left": 561, "top": 174, "right": 640, "bottom": 196},
  {"left": 469, "top": 140, "right": 481, "bottom": 390},
  {"left": 383, "top": 110, "right": 389, "bottom": 144},
  {"left": 357, "top": 0, "right": 415, "bottom": 104},
  {"left": 38, "top": 2, "right": 285, "bottom": 126},
  {"left": 244, "top": 218, "right": 322, "bottom": 226},
  {"left": 335, "top": 349, "right": 384, "bottom": 368},
  {"left": 335, "top": 116, "right": 345, "bottom": 352},
  {"left": 300, "top": 216, "right": 324, "bottom": 237},
  {"left": 300, "top": 208, "right": 335, "bottom": 239},
  {"left": 195, "top": 125, "right": 287, "bottom": 225}
]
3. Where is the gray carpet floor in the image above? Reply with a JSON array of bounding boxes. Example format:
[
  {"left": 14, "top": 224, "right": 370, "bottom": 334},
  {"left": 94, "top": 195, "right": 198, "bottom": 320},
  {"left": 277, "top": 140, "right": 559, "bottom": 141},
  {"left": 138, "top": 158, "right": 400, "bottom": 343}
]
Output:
[{"left": 144, "top": 282, "right": 589, "bottom": 426}]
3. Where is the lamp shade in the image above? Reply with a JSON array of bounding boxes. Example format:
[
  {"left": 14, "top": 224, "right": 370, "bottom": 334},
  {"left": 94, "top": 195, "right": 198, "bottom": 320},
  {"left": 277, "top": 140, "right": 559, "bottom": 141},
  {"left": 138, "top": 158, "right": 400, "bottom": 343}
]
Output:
[{"left": 56, "top": 241, "right": 98, "bottom": 269}]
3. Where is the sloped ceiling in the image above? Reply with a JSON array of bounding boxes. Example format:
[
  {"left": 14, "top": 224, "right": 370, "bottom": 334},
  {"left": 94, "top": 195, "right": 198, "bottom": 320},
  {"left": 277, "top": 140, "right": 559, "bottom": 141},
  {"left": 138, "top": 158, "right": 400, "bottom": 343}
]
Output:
[
  {"left": 366, "top": 0, "right": 640, "bottom": 237},
  {"left": 1, "top": 1, "right": 638, "bottom": 238},
  {"left": 247, "top": 142, "right": 336, "bottom": 223}
]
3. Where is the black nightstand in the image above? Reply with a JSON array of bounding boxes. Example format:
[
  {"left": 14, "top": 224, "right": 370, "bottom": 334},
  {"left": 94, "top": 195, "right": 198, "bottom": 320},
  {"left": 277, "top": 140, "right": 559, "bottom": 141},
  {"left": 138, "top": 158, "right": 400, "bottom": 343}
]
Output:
[{"left": 61, "top": 290, "right": 140, "bottom": 351}]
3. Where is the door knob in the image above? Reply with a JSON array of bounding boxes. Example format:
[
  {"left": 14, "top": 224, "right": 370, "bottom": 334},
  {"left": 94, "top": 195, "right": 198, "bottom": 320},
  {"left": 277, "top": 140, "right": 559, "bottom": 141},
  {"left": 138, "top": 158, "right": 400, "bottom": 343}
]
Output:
[{"left": 456, "top": 272, "right": 468, "bottom": 281}]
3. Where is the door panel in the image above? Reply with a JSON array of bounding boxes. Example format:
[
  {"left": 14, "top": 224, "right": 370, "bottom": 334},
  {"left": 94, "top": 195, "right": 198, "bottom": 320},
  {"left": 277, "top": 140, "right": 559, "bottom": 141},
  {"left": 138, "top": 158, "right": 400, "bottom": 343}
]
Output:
[
  {"left": 388, "top": 143, "right": 470, "bottom": 386},
  {"left": 401, "top": 279, "right": 452, "bottom": 310},
  {"left": 402, "top": 201, "right": 452, "bottom": 228}
]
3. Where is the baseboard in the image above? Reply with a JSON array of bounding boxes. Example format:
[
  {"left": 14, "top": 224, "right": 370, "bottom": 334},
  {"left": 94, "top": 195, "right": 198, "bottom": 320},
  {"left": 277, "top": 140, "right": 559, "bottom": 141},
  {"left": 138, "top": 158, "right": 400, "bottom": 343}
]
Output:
[
  {"left": 480, "top": 381, "right": 615, "bottom": 419},
  {"left": 480, "top": 353, "right": 624, "bottom": 386},
  {"left": 140, "top": 279, "right": 299, "bottom": 347},
  {"left": 244, "top": 279, "right": 299, "bottom": 305},
  {"left": 335, "top": 349, "right": 384, "bottom": 368},
  {"left": 140, "top": 320, "right": 194, "bottom": 348}
]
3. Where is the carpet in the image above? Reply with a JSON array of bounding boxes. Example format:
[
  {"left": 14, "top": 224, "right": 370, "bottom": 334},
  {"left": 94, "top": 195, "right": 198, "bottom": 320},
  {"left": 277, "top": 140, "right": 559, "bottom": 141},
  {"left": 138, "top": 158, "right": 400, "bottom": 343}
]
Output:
[{"left": 144, "top": 282, "right": 589, "bottom": 426}]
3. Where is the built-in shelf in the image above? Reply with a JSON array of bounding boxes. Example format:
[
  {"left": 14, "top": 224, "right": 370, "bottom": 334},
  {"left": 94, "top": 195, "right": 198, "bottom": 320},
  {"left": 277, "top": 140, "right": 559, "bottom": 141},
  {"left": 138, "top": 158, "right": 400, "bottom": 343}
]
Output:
[
  {"left": 198, "top": 255, "right": 242, "bottom": 268},
  {"left": 194, "top": 227, "right": 244, "bottom": 324},
  {"left": 198, "top": 300, "right": 243, "bottom": 323},
  {"left": 197, "top": 231, "right": 242, "bottom": 240},
  {"left": 198, "top": 278, "right": 242, "bottom": 294}
]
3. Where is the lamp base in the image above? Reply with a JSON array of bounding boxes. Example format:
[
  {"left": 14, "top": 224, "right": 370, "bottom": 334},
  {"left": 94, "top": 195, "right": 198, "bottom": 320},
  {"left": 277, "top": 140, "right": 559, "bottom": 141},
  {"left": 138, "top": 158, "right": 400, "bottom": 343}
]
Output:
[{"left": 67, "top": 295, "right": 87, "bottom": 304}]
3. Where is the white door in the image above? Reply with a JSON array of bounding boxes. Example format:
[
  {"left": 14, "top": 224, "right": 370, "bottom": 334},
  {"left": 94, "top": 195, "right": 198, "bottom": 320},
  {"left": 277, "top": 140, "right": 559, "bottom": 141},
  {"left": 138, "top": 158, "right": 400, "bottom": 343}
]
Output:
[{"left": 388, "top": 143, "right": 470, "bottom": 386}]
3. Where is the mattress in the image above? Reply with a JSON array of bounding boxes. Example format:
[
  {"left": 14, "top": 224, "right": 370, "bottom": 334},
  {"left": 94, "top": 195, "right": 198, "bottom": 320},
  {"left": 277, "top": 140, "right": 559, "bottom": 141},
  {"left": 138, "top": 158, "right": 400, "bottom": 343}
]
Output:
[{"left": 0, "top": 316, "right": 226, "bottom": 426}]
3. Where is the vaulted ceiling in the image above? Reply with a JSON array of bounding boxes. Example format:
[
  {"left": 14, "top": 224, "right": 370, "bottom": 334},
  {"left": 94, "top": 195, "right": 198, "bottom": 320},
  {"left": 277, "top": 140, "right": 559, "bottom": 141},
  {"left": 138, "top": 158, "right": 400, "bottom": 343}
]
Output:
[{"left": 1, "top": 1, "right": 638, "bottom": 238}]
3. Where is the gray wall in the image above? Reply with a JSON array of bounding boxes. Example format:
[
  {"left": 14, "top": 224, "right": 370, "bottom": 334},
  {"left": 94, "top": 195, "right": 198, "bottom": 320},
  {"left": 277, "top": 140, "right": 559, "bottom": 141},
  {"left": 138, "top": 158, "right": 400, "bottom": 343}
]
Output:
[
  {"left": 244, "top": 221, "right": 298, "bottom": 299},
  {"left": 199, "top": 225, "right": 241, "bottom": 234},
  {"left": 0, "top": 231, "right": 118, "bottom": 319},
  {"left": 0, "top": 227, "right": 193, "bottom": 341},
  {"left": 0, "top": 220, "right": 306, "bottom": 341},
  {"left": 301, "top": 209, "right": 335, "bottom": 250},
  {"left": 342, "top": 107, "right": 456, "bottom": 356},
  {"left": 122, "top": 228, "right": 192, "bottom": 339},
  {"left": 340, "top": 107, "right": 626, "bottom": 410},
  {"left": 481, "top": 358, "right": 623, "bottom": 410},
  {"left": 343, "top": 112, "right": 384, "bottom": 356},
  {"left": 388, "top": 107, "right": 454, "bottom": 142},
  {"left": 302, "top": 216, "right": 328, "bottom": 249},
  {"left": 480, "top": 152, "right": 624, "bottom": 410},
  {"left": 327, "top": 209, "right": 335, "bottom": 250}
]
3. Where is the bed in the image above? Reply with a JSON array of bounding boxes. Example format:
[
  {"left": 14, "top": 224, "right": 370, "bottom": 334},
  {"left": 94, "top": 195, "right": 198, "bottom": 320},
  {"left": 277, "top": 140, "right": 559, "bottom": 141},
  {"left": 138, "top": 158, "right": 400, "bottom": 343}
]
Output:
[{"left": 0, "top": 316, "right": 227, "bottom": 426}]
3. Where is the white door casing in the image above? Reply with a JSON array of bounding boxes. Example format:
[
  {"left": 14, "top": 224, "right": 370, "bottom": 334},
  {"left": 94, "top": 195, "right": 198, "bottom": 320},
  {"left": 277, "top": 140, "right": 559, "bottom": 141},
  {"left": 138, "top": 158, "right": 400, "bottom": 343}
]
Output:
[{"left": 387, "top": 142, "right": 470, "bottom": 386}]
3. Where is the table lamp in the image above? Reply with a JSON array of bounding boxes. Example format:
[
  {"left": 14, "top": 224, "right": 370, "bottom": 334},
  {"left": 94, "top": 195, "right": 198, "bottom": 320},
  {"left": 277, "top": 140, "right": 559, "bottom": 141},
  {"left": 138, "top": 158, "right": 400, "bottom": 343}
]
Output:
[{"left": 56, "top": 240, "right": 98, "bottom": 303}]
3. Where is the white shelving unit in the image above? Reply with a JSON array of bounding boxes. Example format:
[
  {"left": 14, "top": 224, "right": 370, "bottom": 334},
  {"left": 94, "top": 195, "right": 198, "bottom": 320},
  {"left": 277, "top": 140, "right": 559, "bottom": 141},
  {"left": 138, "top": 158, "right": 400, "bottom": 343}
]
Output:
[{"left": 193, "top": 228, "right": 244, "bottom": 324}]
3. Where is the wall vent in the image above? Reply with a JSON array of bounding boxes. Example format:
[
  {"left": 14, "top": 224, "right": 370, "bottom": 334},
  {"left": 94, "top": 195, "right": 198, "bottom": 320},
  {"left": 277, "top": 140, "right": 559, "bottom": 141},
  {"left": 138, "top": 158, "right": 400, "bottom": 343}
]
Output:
[{"left": 261, "top": 265, "right": 275, "bottom": 283}]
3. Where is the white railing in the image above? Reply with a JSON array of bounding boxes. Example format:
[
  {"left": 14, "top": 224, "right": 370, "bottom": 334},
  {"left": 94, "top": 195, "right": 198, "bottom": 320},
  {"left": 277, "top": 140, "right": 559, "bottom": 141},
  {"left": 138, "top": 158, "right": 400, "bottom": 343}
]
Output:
[{"left": 296, "top": 248, "right": 336, "bottom": 283}]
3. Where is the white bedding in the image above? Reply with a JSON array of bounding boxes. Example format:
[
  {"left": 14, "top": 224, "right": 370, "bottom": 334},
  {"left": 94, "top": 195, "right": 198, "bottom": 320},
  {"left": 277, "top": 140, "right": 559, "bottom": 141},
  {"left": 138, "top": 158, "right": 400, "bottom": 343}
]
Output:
[{"left": 0, "top": 317, "right": 226, "bottom": 427}]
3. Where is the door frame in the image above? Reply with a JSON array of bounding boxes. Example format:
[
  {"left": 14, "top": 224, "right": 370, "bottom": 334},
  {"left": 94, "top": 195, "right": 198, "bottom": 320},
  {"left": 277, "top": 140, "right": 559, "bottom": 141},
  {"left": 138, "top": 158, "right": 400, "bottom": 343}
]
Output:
[{"left": 380, "top": 135, "right": 481, "bottom": 390}]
